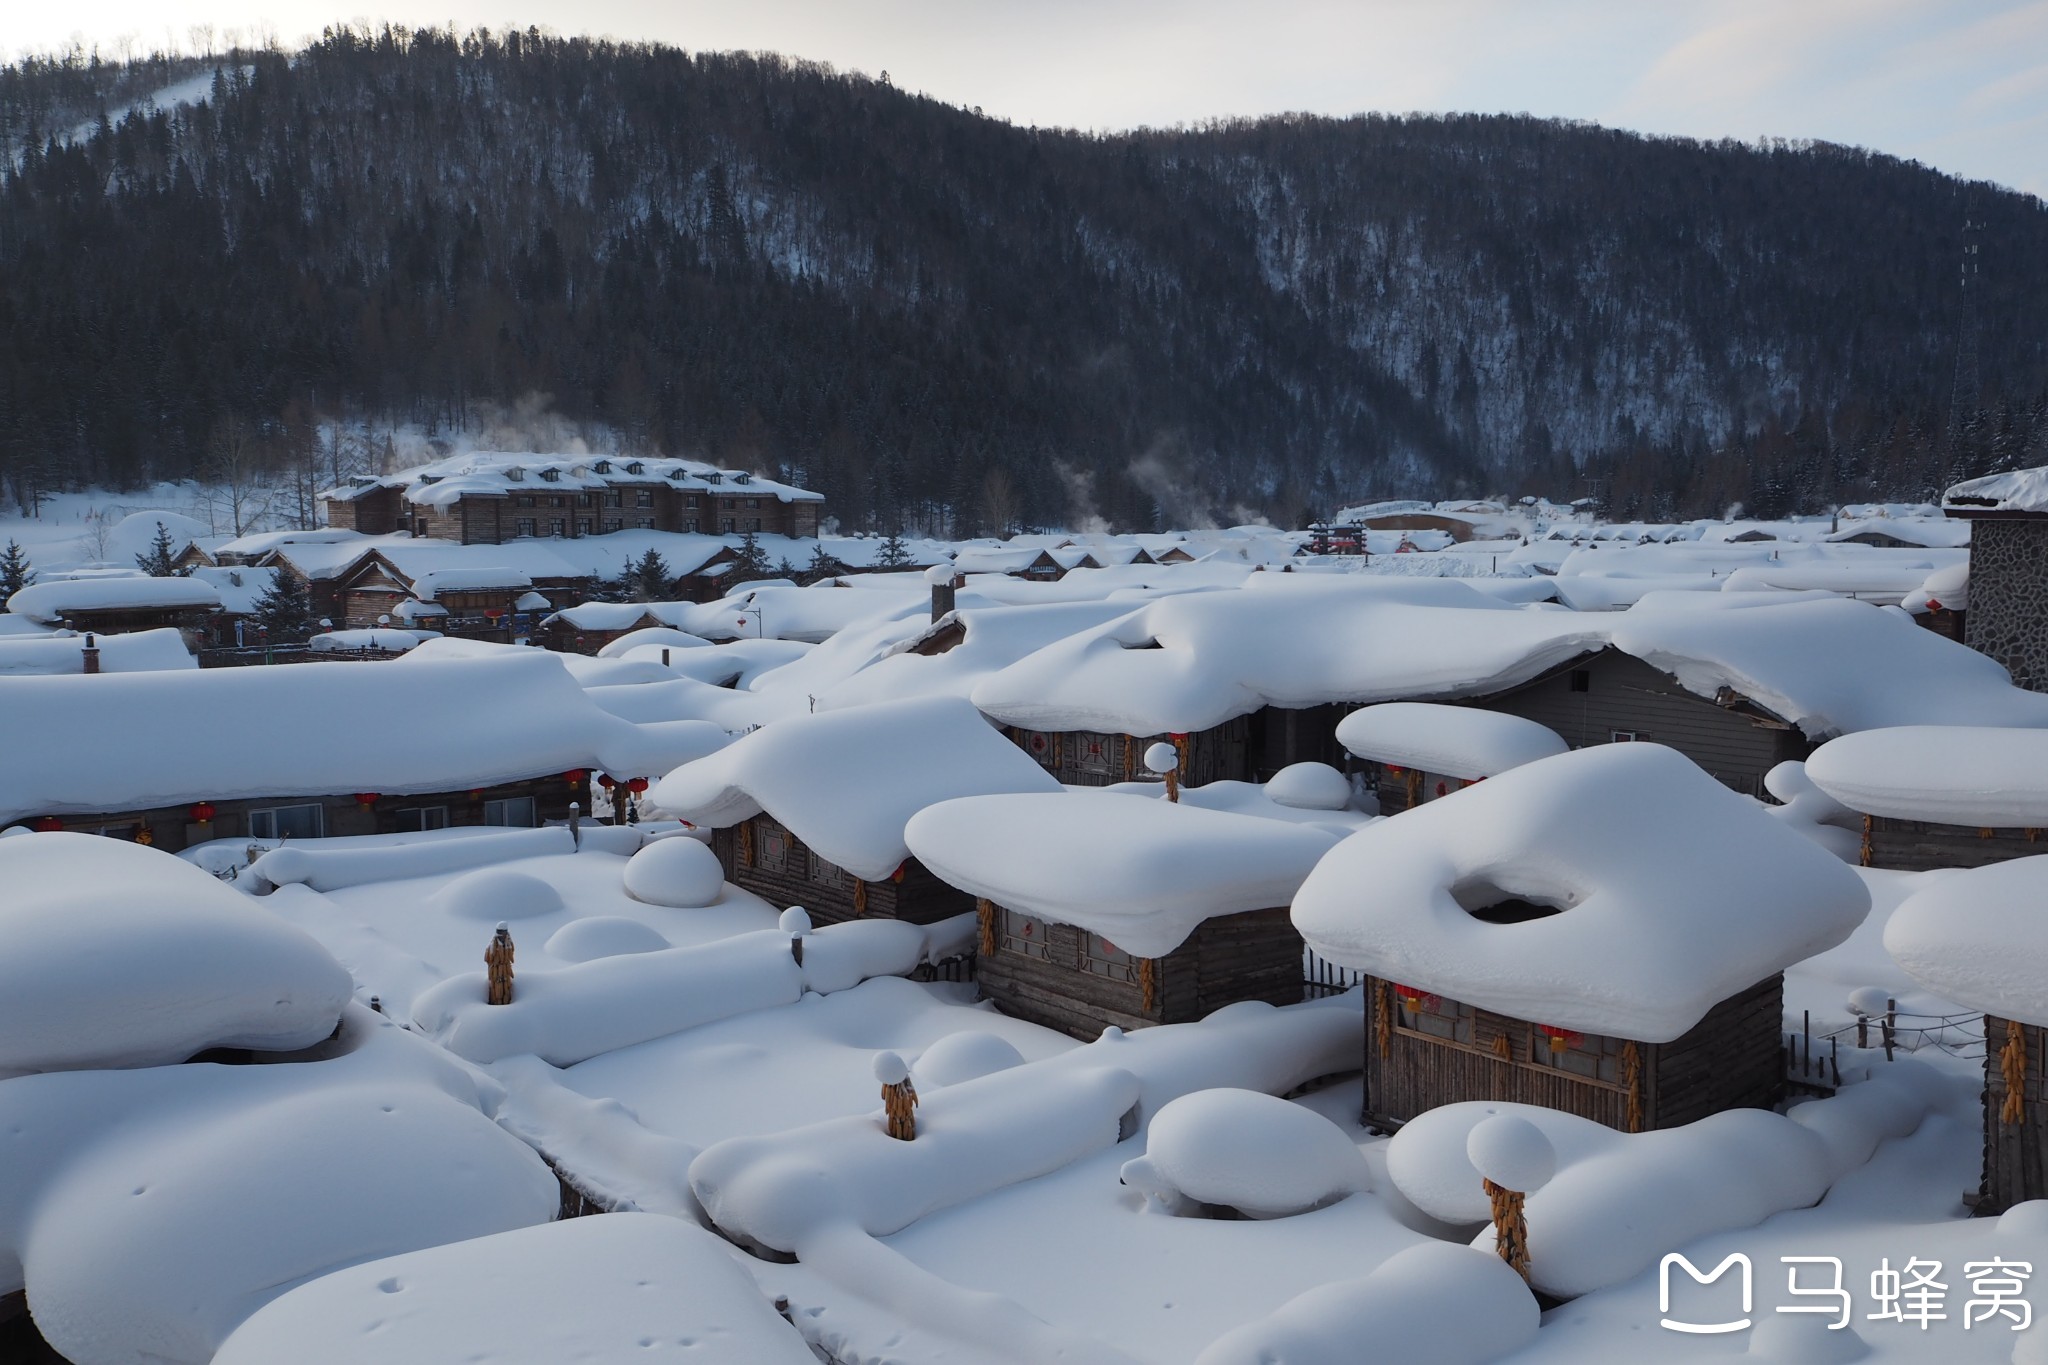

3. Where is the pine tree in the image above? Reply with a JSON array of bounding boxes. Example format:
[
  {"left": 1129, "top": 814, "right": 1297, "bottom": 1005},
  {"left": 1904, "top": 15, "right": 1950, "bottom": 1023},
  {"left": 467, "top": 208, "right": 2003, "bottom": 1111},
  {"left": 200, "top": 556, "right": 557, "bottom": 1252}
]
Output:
[
  {"left": 135, "top": 520, "right": 184, "bottom": 576},
  {"left": 248, "top": 569, "right": 314, "bottom": 643},
  {"left": 0, "top": 540, "right": 31, "bottom": 606},
  {"left": 873, "top": 529, "right": 914, "bottom": 569},
  {"left": 730, "top": 528, "right": 772, "bottom": 583},
  {"left": 774, "top": 556, "right": 801, "bottom": 581},
  {"left": 617, "top": 548, "right": 674, "bottom": 601},
  {"left": 805, "top": 542, "right": 844, "bottom": 583}
]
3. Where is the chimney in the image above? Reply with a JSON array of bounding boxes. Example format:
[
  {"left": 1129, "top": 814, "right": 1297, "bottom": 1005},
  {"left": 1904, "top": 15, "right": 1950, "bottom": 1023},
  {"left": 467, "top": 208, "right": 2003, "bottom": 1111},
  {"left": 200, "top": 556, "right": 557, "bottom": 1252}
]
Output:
[
  {"left": 927, "top": 564, "right": 963, "bottom": 622},
  {"left": 80, "top": 633, "right": 101, "bottom": 675}
]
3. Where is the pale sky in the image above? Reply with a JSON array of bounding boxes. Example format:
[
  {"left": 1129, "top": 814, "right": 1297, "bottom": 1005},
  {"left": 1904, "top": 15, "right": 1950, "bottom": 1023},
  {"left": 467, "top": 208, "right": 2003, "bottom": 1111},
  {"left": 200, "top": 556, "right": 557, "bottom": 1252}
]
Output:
[{"left": 13, "top": 0, "right": 2047, "bottom": 197}]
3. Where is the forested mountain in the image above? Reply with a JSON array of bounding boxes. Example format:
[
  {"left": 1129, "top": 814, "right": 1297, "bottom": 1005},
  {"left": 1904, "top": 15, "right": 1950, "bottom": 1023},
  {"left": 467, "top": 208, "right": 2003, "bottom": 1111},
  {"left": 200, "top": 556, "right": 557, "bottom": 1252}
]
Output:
[{"left": 3, "top": 27, "right": 2047, "bottom": 532}]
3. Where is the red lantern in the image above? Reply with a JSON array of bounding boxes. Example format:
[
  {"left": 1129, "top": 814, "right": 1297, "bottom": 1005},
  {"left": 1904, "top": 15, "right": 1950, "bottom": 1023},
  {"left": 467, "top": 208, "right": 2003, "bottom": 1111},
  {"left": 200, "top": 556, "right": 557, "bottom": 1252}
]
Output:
[
  {"left": 563, "top": 770, "right": 587, "bottom": 785},
  {"left": 468, "top": 789, "right": 484, "bottom": 801},
  {"left": 627, "top": 777, "right": 649, "bottom": 794},
  {"left": 34, "top": 816, "right": 64, "bottom": 832},
  {"left": 354, "top": 793, "right": 381, "bottom": 809},
  {"left": 189, "top": 801, "right": 218, "bottom": 824},
  {"left": 890, "top": 859, "right": 908, "bottom": 883},
  {"left": 598, "top": 774, "right": 617, "bottom": 790},
  {"left": 1390, "top": 982, "right": 1436, "bottom": 1014},
  {"left": 1384, "top": 764, "right": 1405, "bottom": 777},
  {"left": 1538, "top": 1024, "right": 1582, "bottom": 1053}
]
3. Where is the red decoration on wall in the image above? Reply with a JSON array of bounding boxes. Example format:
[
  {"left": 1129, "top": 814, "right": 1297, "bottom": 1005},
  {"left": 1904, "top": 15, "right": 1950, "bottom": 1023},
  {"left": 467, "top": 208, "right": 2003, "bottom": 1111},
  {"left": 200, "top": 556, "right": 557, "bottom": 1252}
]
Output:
[
  {"left": 34, "top": 816, "right": 64, "bottom": 832},
  {"left": 354, "top": 793, "right": 381, "bottom": 809},
  {"left": 1538, "top": 1024, "right": 1583, "bottom": 1052},
  {"left": 189, "top": 802, "right": 218, "bottom": 824},
  {"left": 563, "top": 770, "right": 587, "bottom": 785}
]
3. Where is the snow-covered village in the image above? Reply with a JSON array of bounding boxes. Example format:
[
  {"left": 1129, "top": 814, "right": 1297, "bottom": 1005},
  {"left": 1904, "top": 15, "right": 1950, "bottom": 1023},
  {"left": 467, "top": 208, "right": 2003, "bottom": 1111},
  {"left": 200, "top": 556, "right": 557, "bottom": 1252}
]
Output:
[{"left": 4, "top": 6, "right": 2048, "bottom": 1364}]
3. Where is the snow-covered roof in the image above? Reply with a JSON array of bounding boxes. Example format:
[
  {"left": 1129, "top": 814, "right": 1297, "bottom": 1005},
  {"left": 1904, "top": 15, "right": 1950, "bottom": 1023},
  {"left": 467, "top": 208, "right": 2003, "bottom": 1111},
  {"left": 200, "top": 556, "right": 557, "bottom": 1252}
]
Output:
[
  {"left": 0, "top": 652, "right": 724, "bottom": 823},
  {"left": 650, "top": 695, "right": 1061, "bottom": 881},
  {"left": 969, "top": 579, "right": 1608, "bottom": 735},
  {"left": 5, "top": 574, "right": 221, "bottom": 623},
  {"left": 1291, "top": 743, "right": 1870, "bottom": 1042},
  {"left": 1608, "top": 596, "right": 2048, "bottom": 739},
  {"left": 1944, "top": 466, "right": 2048, "bottom": 515},
  {"left": 906, "top": 790, "right": 1341, "bottom": 957},
  {"left": 307, "top": 628, "right": 431, "bottom": 653},
  {"left": 410, "top": 567, "right": 533, "bottom": 598},
  {"left": 818, "top": 600, "right": 1144, "bottom": 712},
  {"left": 0, "top": 832, "right": 352, "bottom": 1072},
  {"left": 1885, "top": 856, "right": 2048, "bottom": 1026},
  {"left": 1824, "top": 517, "right": 1970, "bottom": 548},
  {"left": 1805, "top": 725, "right": 2048, "bottom": 827},
  {"left": 326, "top": 450, "right": 825, "bottom": 506},
  {"left": 188, "top": 564, "right": 279, "bottom": 615},
  {"left": 1901, "top": 562, "right": 1968, "bottom": 615},
  {"left": 1335, "top": 704, "right": 1567, "bottom": 780},
  {"left": 0, "top": 627, "right": 195, "bottom": 675}
]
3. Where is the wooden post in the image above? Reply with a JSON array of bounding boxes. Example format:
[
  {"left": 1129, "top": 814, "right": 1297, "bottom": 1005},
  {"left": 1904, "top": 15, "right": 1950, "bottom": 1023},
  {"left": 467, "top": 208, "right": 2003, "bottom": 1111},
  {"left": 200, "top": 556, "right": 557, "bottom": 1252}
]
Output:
[
  {"left": 1883, "top": 998, "right": 1897, "bottom": 1062},
  {"left": 568, "top": 801, "right": 581, "bottom": 849},
  {"left": 611, "top": 783, "right": 629, "bottom": 825},
  {"left": 485, "top": 923, "right": 515, "bottom": 1005}
]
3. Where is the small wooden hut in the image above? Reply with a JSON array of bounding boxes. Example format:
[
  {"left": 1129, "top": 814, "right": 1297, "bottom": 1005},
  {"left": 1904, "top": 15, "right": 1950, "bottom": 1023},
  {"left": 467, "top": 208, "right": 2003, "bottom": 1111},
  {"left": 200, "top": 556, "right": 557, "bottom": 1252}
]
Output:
[
  {"left": 1806, "top": 727, "right": 2048, "bottom": 872},
  {"left": 652, "top": 694, "right": 1062, "bottom": 928},
  {"left": 906, "top": 789, "right": 1350, "bottom": 1038},
  {"left": 1294, "top": 742, "right": 1869, "bottom": 1133}
]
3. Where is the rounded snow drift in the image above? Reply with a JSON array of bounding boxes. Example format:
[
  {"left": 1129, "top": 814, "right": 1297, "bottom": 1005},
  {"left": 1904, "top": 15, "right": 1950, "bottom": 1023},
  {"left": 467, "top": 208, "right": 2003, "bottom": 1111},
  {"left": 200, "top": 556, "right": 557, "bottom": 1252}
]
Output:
[
  {"left": 1465, "top": 1114, "right": 1556, "bottom": 1194},
  {"left": 778, "top": 906, "right": 813, "bottom": 936},
  {"left": 1746, "top": 1312, "right": 1869, "bottom": 1362},
  {"left": 912, "top": 1032, "right": 1025, "bottom": 1090},
  {"left": 1144, "top": 1088, "right": 1369, "bottom": 1217},
  {"left": 1997, "top": 1200, "right": 2048, "bottom": 1241},
  {"left": 1144, "top": 741, "right": 1180, "bottom": 775},
  {"left": 1264, "top": 762, "right": 1353, "bottom": 811},
  {"left": 432, "top": 869, "right": 564, "bottom": 922},
  {"left": 622, "top": 837, "right": 725, "bottom": 908},
  {"left": 1847, "top": 986, "right": 1892, "bottom": 1018},
  {"left": 872, "top": 1050, "right": 910, "bottom": 1086},
  {"left": 543, "top": 916, "right": 671, "bottom": 963}
]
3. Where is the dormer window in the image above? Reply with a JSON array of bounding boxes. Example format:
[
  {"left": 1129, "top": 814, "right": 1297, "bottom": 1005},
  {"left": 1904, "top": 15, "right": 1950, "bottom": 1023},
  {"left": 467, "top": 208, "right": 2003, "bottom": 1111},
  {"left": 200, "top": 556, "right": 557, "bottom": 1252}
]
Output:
[
  {"left": 668, "top": 468, "right": 687, "bottom": 481},
  {"left": 734, "top": 472, "right": 753, "bottom": 485},
  {"left": 539, "top": 468, "right": 560, "bottom": 483},
  {"left": 625, "top": 461, "right": 645, "bottom": 475},
  {"left": 704, "top": 472, "right": 723, "bottom": 485},
  {"left": 419, "top": 474, "right": 442, "bottom": 485},
  {"left": 505, "top": 468, "right": 524, "bottom": 481},
  {"left": 592, "top": 460, "right": 612, "bottom": 474}
]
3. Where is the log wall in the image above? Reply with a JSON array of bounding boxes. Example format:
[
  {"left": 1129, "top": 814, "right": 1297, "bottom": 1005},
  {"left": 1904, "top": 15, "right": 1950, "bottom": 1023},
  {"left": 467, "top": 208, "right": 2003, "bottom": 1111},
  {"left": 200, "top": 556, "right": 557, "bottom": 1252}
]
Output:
[
  {"left": 711, "top": 816, "right": 972, "bottom": 926},
  {"left": 1981, "top": 1015, "right": 2048, "bottom": 1215},
  {"left": 1862, "top": 816, "right": 2047, "bottom": 873}
]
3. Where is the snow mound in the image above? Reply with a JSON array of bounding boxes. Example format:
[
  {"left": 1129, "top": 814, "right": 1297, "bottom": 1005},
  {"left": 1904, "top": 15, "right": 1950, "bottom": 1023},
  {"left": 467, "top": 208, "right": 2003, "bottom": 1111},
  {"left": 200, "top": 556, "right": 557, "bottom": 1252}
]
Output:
[
  {"left": 23, "top": 1080, "right": 556, "bottom": 1365},
  {"left": 0, "top": 834, "right": 352, "bottom": 1073},
  {"left": 621, "top": 836, "right": 725, "bottom": 908},
  {"left": 250, "top": 827, "right": 574, "bottom": 894},
  {"left": 542, "top": 916, "right": 671, "bottom": 963},
  {"left": 908, "top": 789, "right": 1339, "bottom": 957},
  {"left": 913, "top": 1032, "right": 1025, "bottom": 1089},
  {"left": 1335, "top": 703, "right": 1567, "bottom": 780},
  {"left": 1385, "top": 1103, "right": 1615, "bottom": 1224},
  {"left": 1762, "top": 759, "right": 1864, "bottom": 860},
  {"left": 109, "top": 510, "right": 212, "bottom": 565},
  {"left": 1806, "top": 725, "right": 2048, "bottom": 827},
  {"left": 1192, "top": 1242, "right": 1538, "bottom": 1365},
  {"left": 778, "top": 906, "right": 812, "bottom": 935},
  {"left": 1262, "top": 762, "right": 1352, "bottom": 810},
  {"left": 1143, "top": 740, "right": 1180, "bottom": 774},
  {"left": 213, "top": 1213, "right": 816, "bottom": 1365},
  {"left": 1465, "top": 1114, "right": 1555, "bottom": 1193},
  {"left": 1140, "top": 1088, "right": 1369, "bottom": 1216},
  {"left": 1885, "top": 856, "right": 2048, "bottom": 1026},
  {"left": 1745, "top": 1312, "right": 1870, "bottom": 1362},
  {"left": 432, "top": 868, "right": 564, "bottom": 921},
  {"left": 1292, "top": 744, "right": 1870, "bottom": 1042},
  {"left": 873, "top": 1050, "right": 911, "bottom": 1085}
]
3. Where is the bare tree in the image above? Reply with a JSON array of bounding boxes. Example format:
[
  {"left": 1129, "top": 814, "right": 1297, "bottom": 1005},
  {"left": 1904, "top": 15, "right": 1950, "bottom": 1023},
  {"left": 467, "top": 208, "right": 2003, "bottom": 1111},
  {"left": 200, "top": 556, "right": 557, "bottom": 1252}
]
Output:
[
  {"left": 980, "top": 466, "right": 1022, "bottom": 539},
  {"left": 199, "top": 414, "right": 276, "bottom": 537}
]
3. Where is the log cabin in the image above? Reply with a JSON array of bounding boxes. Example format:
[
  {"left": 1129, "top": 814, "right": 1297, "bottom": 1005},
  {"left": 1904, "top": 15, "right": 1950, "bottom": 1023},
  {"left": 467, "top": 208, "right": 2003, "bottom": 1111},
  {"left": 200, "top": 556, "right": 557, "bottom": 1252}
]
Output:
[
  {"left": 1293, "top": 743, "right": 1869, "bottom": 1132},
  {"left": 906, "top": 788, "right": 1353, "bottom": 1038},
  {"left": 1807, "top": 726, "right": 2048, "bottom": 872},
  {"left": 650, "top": 694, "right": 1062, "bottom": 927}
]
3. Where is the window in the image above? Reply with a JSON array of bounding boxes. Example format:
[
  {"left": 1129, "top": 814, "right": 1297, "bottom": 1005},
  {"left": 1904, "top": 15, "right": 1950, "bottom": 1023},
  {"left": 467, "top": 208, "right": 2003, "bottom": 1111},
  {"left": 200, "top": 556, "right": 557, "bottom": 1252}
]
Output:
[
  {"left": 1001, "top": 908, "right": 1050, "bottom": 960},
  {"left": 392, "top": 806, "right": 449, "bottom": 832},
  {"left": 539, "top": 468, "right": 560, "bottom": 482},
  {"left": 1568, "top": 668, "right": 1591, "bottom": 693},
  {"left": 748, "top": 518, "right": 762, "bottom": 532},
  {"left": 685, "top": 496, "right": 701, "bottom": 509},
  {"left": 515, "top": 495, "right": 535, "bottom": 507},
  {"left": 1610, "top": 730, "right": 1640, "bottom": 743},
  {"left": 604, "top": 491, "right": 622, "bottom": 508},
  {"left": 576, "top": 520, "right": 593, "bottom": 536},
  {"left": 548, "top": 519, "right": 566, "bottom": 537},
  {"left": 514, "top": 518, "right": 536, "bottom": 538},
  {"left": 636, "top": 518, "right": 654, "bottom": 530},
  {"left": 757, "top": 819, "right": 787, "bottom": 872},
  {"left": 722, "top": 518, "right": 736, "bottom": 533},
  {"left": 1535, "top": 1028, "right": 1626, "bottom": 1083},
  {"left": 603, "top": 519, "right": 623, "bottom": 533},
  {"left": 746, "top": 497, "right": 761, "bottom": 509},
  {"left": 249, "top": 803, "right": 324, "bottom": 840},
  {"left": 810, "top": 851, "right": 846, "bottom": 888},
  {"left": 483, "top": 796, "right": 536, "bottom": 827},
  {"left": 592, "top": 460, "right": 611, "bottom": 473},
  {"left": 548, "top": 496, "right": 565, "bottom": 508},
  {"left": 635, "top": 490, "right": 653, "bottom": 508},
  {"left": 1080, "top": 930, "right": 1137, "bottom": 982},
  {"left": 1393, "top": 987, "right": 1476, "bottom": 1046},
  {"left": 1075, "top": 733, "right": 1116, "bottom": 776},
  {"left": 684, "top": 519, "right": 700, "bottom": 533}
]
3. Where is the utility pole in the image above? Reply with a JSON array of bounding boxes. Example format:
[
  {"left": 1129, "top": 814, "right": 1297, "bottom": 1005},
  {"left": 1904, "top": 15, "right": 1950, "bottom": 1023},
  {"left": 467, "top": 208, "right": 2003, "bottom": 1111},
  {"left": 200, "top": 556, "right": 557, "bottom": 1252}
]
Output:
[{"left": 1944, "top": 214, "right": 1983, "bottom": 480}]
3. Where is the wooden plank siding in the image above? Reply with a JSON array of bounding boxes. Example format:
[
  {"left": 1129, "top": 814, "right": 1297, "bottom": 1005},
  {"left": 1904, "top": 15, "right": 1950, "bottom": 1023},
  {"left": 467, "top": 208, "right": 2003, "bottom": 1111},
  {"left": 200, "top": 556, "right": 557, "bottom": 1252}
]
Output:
[
  {"left": 977, "top": 905, "right": 1302, "bottom": 1040},
  {"left": 1006, "top": 717, "right": 1253, "bottom": 788},
  {"left": 1362, "top": 973, "right": 1785, "bottom": 1133},
  {"left": 1473, "top": 649, "right": 1810, "bottom": 797},
  {"left": 709, "top": 815, "right": 974, "bottom": 926},
  {"left": 1981, "top": 1016, "right": 2048, "bottom": 1215},
  {"left": 1862, "top": 817, "right": 2048, "bottom": 873}
]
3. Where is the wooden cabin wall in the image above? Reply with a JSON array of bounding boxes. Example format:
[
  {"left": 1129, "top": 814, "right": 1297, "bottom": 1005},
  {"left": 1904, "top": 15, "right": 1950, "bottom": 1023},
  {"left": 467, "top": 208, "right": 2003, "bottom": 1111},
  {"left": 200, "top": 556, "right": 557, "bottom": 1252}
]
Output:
[
  {"left": 1247, "top": 705, "right": 1352, "bottom": 780},
  {"left": 1648, "top": 974, "right": 1784, "bottom": 1128},
  {"left": 1009, "top": 716, "right": 1253, "bottom": 788},
  {"left": 1862, "top": 817, "right": 2047, "bottom": 873},
  {"left": 1981, "top": 1015, "right": 2047, "bottom": 1215},
  {"left": 979, "top": 906, "right": 1302, "bottom": 1041},
  {"left": 1475, "top": 650, "right": 1809, "bottom": 797},
  {"left": 710, "top": 816, "right": 970, "bottom": 925}
]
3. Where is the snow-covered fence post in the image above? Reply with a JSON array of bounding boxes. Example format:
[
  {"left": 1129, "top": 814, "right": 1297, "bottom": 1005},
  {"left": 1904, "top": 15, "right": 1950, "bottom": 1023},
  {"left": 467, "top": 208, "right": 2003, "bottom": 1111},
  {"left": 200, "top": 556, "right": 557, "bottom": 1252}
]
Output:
[
  {"left": 1144, "top": 741, "right": 1181, "bottom": 803},
  {"left": 781, "top": 906, "right": 810, "bottom": 967},
  {"left": 568, "top": 801, "right": 581, "bottom": 849},
  {"left": 485, "top": 922, "right": 516, "bottom": 1006},
  {"left": 1467, "top": 1116, "right": 1554, "bottom": 1283},
  {"left": 80, "top": 633, "right": 100, "bottom": 675},
  {"left": 875, "top": 1051, "right": 917, "bottom": 1140},
  {"left": 2003, "top": 1019, "right": 2029, "bottom": 1126},
  {"left": 1883, "top": 997, "right": 1897, "bottom": 1061}
]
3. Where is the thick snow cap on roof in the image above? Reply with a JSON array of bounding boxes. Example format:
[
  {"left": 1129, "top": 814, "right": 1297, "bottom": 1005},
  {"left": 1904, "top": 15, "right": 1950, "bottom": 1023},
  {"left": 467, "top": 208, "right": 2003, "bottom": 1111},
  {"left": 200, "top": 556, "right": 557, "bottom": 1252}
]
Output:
[
  {"left": 906, "top": 790, "right": 1339, "bottom": 956},
  {"left": 1805, "top": 725, "right": 2048, "bottom": 827},
  {"left": 1885, "top": 857, "right": 2048, "bottom": 1026},
  {"left": 970, "top": 578, "right": 1607, "bottom": 735},
  {"left": 0, "top": 627, "right": 194, "bottom": 675},
  {"left": 652, "top": 695, "right": 1061, "bottom": 881},
  {"left": 5, "top": 574, "right": 221, "bottom": 623},
  {"left": 1945, "top": 465, "right": 2048, "bottom": 514},
  {"left": 1610, "top": 596, "right": 2048, "bottom": 739},
  {"left": 411, "top": 566, "right": 533, "bottom": 597},
  {"left": 0, "top": 834, "right": 352, "bottom": 1072},
  {"left": 0, "top": 652, "right": 703, "bottom": 823},
  {"left": 1291, "top": 744, "right": 1869, "bottom": 1041},
  {"left": 1336, "top": 704, "right": 1567, "bottom": 780}
]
